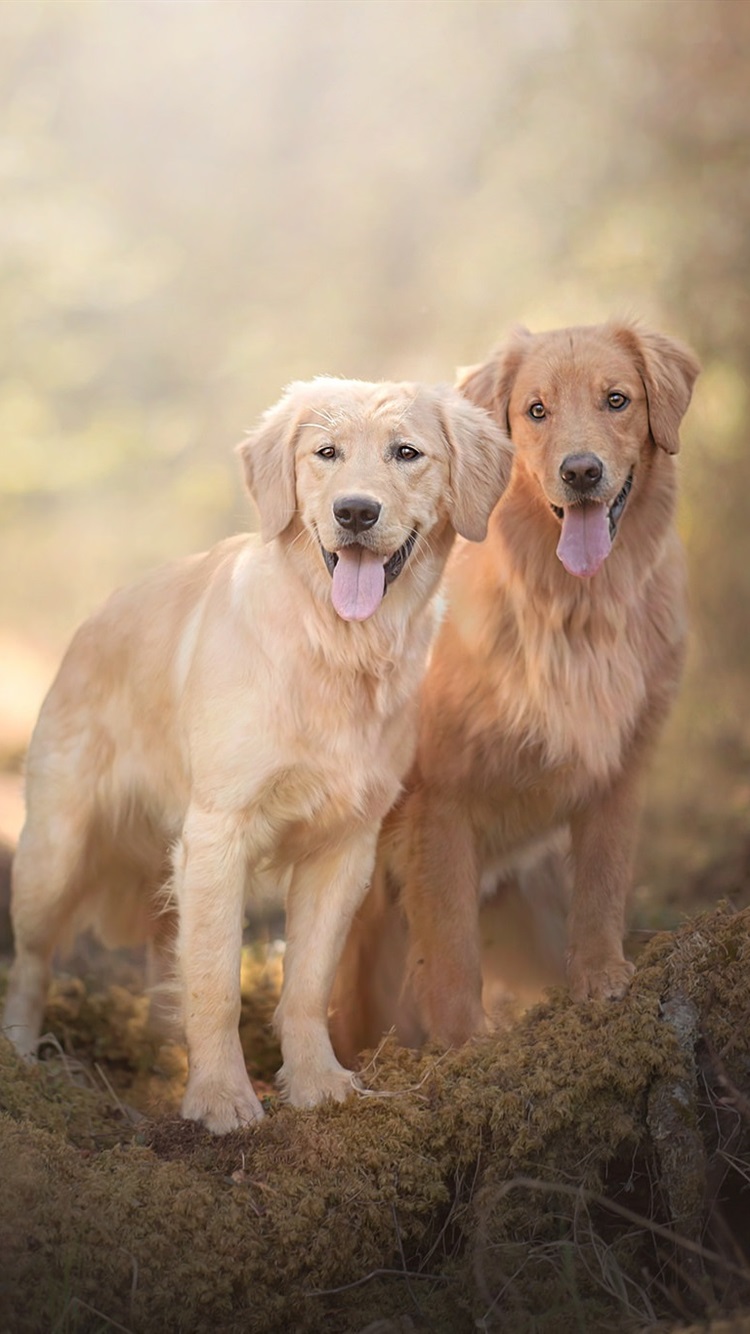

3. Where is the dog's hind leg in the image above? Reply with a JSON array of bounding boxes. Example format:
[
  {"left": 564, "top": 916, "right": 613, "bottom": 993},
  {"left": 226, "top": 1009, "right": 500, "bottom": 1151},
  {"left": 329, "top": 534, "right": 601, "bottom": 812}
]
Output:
[
  {"left": 330, "top": 859, "right": 424, "bottom": 1065},
  {"left": 402, "top": 786, "right": 486, "bottom": 1047},
  {"left": 145, "top": 905, "right": 181, "bottom": 1038},
  {"left": 2, "top": 795, "right": 95, "bottom": 1057}
]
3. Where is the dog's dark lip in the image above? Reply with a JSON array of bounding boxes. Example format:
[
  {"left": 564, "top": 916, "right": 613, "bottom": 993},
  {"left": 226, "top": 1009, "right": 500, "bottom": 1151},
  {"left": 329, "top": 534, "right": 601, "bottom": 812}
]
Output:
[
  {"left": 549, "top": 468, "right": 634, "bottom": 539},
  {"left": 321, "top": 545, "right": 338, "bottom": 577},
  {"left": 384, "top": 530, "right": 418, "bottom": 584},
  {"left": 319, "top": 531, "right": 418, "bottom": 587},
  {"left": 607, "top": 469, "right": 633, "bottom": 539}
]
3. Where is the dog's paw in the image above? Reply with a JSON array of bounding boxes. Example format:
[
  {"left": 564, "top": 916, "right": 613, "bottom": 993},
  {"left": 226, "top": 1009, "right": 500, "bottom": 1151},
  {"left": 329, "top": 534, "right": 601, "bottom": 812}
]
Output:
[
  {"left": 567, "top": 954, "right": 635, "bottom": 1001},
  {"left": 414, "top": 969, "right": 487, "bottom": 1048},
  {"left": 277, "top": 1056, "right": 361, "bottom": 1110},
  {"left": 426, "top": 999, "right": 489, "bottom": 1049},
  {"left": 181, "top": 1074, "right": 265, "bottom": 1134}
]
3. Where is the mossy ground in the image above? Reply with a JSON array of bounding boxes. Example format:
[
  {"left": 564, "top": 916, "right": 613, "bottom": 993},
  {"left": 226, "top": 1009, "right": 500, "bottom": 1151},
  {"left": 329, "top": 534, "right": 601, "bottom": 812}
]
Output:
[{"left": 1, "top": 909, "right": 750, "bottom": 1333}]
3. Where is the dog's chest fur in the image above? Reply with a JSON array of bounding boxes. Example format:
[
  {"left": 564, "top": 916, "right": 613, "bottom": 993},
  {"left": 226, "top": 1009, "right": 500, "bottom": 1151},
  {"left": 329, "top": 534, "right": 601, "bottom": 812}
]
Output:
[
  {"left": 502, "top": 586, "right": 647, "bottom": 784},
  {"left": 249, "top": 666, "right": 421, "bottom": 865},
  {"left": 432, "top": 549, "right": 668, "bottom": 858},
  {"left": 183, "top": 576, "right": 435, "bottom": 870}
]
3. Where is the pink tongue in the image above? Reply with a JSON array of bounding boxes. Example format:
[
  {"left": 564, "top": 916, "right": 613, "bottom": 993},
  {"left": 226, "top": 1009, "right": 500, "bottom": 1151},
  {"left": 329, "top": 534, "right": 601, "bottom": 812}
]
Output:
[
  {"left": 331, "top": 546, "right": 386, "bottom": 621},
  {"left": 556, "top": 503, "right": 612, "bottom": 578}
]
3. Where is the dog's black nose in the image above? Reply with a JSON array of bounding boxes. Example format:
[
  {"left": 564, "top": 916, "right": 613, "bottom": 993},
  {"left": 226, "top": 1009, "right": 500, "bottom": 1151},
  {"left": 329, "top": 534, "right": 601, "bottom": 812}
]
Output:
[
  {"left": 333, "top": 495, "right": 382, "bottom": 533},
  {"left": 559, "top": 453, "right": 603, "bottom": 493}
]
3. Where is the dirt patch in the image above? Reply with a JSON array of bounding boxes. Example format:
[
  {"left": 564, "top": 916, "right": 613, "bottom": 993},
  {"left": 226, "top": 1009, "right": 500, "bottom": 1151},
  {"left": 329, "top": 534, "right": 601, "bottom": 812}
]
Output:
[{"left": 1, "top": 909, "right": 750, "bottom": 1333}]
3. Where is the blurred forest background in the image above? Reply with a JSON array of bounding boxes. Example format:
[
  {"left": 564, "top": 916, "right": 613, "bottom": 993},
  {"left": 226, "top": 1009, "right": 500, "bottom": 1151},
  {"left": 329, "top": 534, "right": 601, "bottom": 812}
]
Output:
[{"left": 0, "top": 0, "right": 748, "bottom": 920}]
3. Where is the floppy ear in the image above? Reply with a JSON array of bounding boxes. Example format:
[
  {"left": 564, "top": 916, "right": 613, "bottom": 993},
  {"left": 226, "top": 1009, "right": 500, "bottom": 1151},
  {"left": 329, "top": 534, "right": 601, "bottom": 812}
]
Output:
[
  {"left": 613, "top": 324, "right": 700, "bottom": 455},
  {"left": 436, "top": 386, "right": 514, "bottom": 542},
  {"left": 236, "top": 388, "right": 299, "bottom": 541},
  {"left": 457, "top": 325, "right": 532, "bottom": 435}
]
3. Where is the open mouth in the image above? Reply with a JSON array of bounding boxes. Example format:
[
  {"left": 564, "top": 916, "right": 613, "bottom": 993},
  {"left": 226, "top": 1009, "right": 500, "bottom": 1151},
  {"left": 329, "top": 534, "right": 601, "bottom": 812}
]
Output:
[
  {"left": 550, "top": 469, "right": 634, "bottom": 579},
  {"left": 320, "top": 530, "right": 418, "bottom": 621},
  {"left": 321, "top": 531, "right": 417, "bottom": 584},
  {"left": 550, "top": 468, "right": 634, "bottom": 540}
]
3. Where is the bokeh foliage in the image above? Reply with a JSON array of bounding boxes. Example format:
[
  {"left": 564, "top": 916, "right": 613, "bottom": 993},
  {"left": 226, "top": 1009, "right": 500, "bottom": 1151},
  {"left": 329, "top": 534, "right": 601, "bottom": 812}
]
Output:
[{"left": 0, "top": 0, "right": 748, "bottom": 902}]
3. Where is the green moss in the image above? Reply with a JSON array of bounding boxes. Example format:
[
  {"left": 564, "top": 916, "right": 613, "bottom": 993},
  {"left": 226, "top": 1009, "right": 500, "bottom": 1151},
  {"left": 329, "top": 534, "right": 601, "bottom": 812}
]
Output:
[{"left": 1, "top": 907, "right": 750, "bottom": 1332}]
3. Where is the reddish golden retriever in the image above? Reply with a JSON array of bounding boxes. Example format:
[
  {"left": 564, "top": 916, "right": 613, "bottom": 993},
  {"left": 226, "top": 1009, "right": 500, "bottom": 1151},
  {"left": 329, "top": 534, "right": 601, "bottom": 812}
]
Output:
[
  {"left": 2, "top": 377, "right": 511, "bottom": 1132},
  {"left": 333, "top": 323, "right": 700, "bottom": 1059}
]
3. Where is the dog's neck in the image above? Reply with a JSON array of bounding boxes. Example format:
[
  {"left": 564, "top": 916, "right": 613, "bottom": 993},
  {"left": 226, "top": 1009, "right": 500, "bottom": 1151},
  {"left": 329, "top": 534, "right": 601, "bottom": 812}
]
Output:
[{"left": 439, "top": 454, "right": 685, "bottom": 782}]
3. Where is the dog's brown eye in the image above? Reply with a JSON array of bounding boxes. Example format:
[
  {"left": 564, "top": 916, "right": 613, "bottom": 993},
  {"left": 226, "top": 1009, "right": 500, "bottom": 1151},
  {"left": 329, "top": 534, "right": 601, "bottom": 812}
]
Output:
[
  {"left": 395, "top": 444, "right": 422, "bottom": 461},
  {"left": 528, "top": 402, "right": 546, "bottom": 420},
  {"left": 607, "top": 392, "right": 629, "bottom": 411},
  {"left": 316, "top": 445, "right": 337, "bottom": 460}
]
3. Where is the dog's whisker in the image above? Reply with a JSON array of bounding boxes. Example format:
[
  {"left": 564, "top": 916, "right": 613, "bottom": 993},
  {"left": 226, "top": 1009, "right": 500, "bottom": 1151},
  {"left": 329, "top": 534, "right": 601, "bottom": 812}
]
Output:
[{"left": 287, "top": 526, "right": 316, "bottom": 554}]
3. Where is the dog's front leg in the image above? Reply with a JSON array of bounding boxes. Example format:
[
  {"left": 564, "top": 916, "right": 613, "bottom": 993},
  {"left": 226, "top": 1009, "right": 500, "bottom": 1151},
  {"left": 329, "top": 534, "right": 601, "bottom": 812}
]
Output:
[
  {"left": 174, "top": 805, "right": 265, "bottom": 1133},
  {"left": 567, "top": 770, "right": 641, "bottom": 1001},
  {"left": 275, "top": 825, "right": 379, "bottom": 1108},
  {"left": 402, "top": 786, "right": 486, "bottom": 1047}
]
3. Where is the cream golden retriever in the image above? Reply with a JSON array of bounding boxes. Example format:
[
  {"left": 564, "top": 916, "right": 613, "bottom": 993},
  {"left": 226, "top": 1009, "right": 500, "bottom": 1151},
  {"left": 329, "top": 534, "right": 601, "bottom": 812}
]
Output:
[
  {"left": 2, "top": 377, "right": 512, "bottom": 1133},
  {"left": 332, "top": 323, "right": 700, "bottom": 1060}
]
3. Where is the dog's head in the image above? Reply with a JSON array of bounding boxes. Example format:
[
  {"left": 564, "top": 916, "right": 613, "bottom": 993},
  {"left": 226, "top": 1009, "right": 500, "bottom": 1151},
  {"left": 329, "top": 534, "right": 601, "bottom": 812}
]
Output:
[
  {"left": 238, "top": 378, "right": 512, "bottom": 621},
  {"left": 459, "top": 322, "right": 700, "bottom": 579}
]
